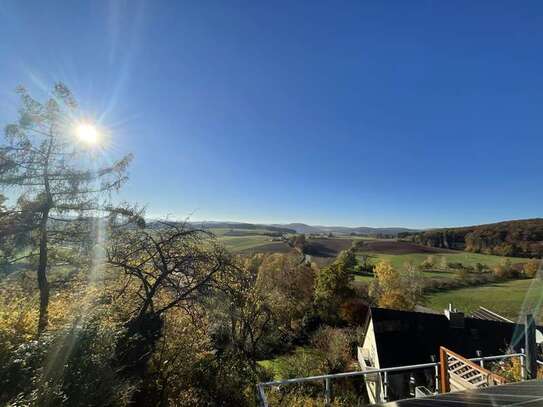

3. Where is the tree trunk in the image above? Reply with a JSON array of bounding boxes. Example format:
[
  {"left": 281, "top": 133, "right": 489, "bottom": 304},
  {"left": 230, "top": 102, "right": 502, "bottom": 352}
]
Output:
[
  {"left": 37, "top": 208, "right": 50, "bottom": 335},
  {"left": 37, "top": 136, "right": 53, "bottom": 336}
]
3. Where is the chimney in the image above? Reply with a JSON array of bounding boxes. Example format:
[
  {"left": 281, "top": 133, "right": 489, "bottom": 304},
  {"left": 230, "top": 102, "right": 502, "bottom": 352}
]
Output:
[{"left": 444, "top": 303, "right": 465, "bottom": 329}]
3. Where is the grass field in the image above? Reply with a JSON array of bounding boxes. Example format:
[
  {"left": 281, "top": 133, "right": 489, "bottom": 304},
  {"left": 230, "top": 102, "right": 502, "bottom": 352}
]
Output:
[
  {"left": 357, "top": 241, "right": 527, "bottom": 271},
  {"left": 208, "top": 227, "right": 281, "bottom": 237},
  {"left": 217, "top": 231, "right": 359, "bottom": 256},
  {"left": 353, "top": 269, "right": 459, "bottom": 283},
  {"left": 358, "top": 251, "right": 527, "bottom": 271},
  {"left": 217, "top": 234, "right": 530, "bottom": 286},
  {"left": 218, "top": 235, "right": 278, "bottom": 252},
  {"left": 426, "top": 278, "right": 543, "bottom": 321}
]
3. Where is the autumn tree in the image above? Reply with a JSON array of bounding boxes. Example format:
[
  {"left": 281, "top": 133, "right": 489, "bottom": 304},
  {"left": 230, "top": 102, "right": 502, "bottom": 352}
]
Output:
[
  {"left": 370, "top": 260, "right": 424, "bottom": 310},
  {"left": 106, "top": 220, "right": 231, "bottom": 397},
  {"left": 492, "top": 259, "right": 514, "bottom": 279},
  {"left": 314, "top": 249, "right": 356, "bottom": 322},
  {"left": 523, "top": 260, "right": 540, "bottom": 278},
  {"left": 421, "top": 255, "right": 435, "bottom": 270},
  {"left": 210, "top": 255, "right": 275, "bottom": 368},
  {"left": 0, "top": 84, "right": 132, "bottom": 334},
  {"left": 255, "top": 253, "right": 315, "bottom": 337}
]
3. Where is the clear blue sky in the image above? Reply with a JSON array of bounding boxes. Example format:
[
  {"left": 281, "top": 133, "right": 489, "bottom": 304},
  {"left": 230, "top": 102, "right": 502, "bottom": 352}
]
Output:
[{"left": 1, "top": 1, "right": 542, "bottom": 228}]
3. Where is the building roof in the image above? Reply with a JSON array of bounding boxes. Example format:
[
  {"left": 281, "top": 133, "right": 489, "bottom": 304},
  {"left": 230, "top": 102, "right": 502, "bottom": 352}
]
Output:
[
  {"left": 366, "top": 307, "right": 533, "bottom": 368},
  {"left": 471, "top": 306, "right": 513, "bottom": 323}
]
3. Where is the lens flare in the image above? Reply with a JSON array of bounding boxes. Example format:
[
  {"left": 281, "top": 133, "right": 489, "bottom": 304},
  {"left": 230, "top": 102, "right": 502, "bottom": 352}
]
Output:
[{"left": 76, "top": 123, "right": 99, "bottom": 145}]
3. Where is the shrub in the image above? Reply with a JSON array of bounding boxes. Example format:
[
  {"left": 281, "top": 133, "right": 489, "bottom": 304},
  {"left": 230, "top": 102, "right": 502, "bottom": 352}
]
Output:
[
  {"left": 339, "top": 299, "right": 369, "bottom": 326},
  {"left": 1, "top": 315, "right": 132, "bottom": 406},
  {"left": 474, "top": 262, "right": 488, "bottom": 273},
  {"left": 275, "top": 347, "right": 327, "bottom": 380},
  {"left": 523, "top": 260, "right": 540, "bottom": 278},
  {"left": 438, "top": 256, "right": 448, "bottom": 271},
  {"left": 492, "top": 356, "right": 523, "bottom": 382},
  {"left": 0, "top": 285, "right": 38, "bottom": 370},
  {"left": 456, "top": 268, "right": 470, "bottom": 281},
  {"left": 447, "top": 262, "right": 465, "bottom": 270},
  {"left": 421, "top": 255, "right": 435, "bottom": 270},
  {"left": 493, "top": 259, "right": 514, "bottom": 279},
  {"left": 311, "top": 327, "right": 352, "bottom": 372}
]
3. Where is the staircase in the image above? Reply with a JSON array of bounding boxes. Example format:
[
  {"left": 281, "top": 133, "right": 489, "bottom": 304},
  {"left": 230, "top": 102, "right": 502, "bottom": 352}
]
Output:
[{"left": 439, "top": 346, "right": 507, "bottom": 392}]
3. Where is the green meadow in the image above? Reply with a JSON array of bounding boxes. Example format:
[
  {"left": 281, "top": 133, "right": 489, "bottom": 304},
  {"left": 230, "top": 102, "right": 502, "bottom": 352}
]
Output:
[
  {"left": 358, "top": 251, "right": 527, "bottom": 271},
  {"left": 426, "top": 278, "right": 543, "bottom": 321},
  {"left": 218, "top": 235, "right": 275, "bottom": 252}
]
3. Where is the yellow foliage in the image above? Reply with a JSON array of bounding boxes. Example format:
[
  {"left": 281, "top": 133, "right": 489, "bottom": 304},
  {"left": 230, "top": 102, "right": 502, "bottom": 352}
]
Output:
[
  {"left": 493, "top": 356, "right": 523, "bottom": 382},
  {"left": 373, "top": 260, "right": 396, "bottom": 282},
  {"left": 523, "top": 260, "right": 540, "bottom": 278},
  {"left": 0, "top": 293, "right": 37, "bottom": 349},
  {"left": 266, "top": 392, "right": 358, "bottom": 406},
  {"left": 371, "top": 261, "right": 420, "bottom": 310}
]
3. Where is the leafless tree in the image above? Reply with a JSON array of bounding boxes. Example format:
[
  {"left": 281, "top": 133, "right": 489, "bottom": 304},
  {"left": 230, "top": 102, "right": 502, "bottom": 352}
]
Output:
[{"left": 107, "top": 221, "right": 230, "bottom": 320}]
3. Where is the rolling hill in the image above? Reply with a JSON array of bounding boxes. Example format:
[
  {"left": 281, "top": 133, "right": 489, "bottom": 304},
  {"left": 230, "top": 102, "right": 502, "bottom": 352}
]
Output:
[
  {"left": 270, "top": 223, "right": 418, "bottom": 236},
  {"left": 403, "top": 218, "right": 543, "bottom": 258}
]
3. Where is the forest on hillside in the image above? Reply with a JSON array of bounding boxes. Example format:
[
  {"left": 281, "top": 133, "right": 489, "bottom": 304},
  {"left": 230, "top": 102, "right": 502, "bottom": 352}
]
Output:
[{"left": 401, "top": 219, "right": 543, "bottom": 258}]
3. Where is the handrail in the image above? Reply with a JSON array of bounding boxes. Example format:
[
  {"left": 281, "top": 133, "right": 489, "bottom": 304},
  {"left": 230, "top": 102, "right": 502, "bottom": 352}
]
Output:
[
  {"left": 258, "top": 352, "right": 522, "bottom": 387},
  {"left": 259, "top": 361, "right": 438, "bottom": 387},
  {"left": 471, "top": 353, "right": 524, "bottom": 362},
  {"left": 257, "top": 351, "right": 524, "bottom": 406}
]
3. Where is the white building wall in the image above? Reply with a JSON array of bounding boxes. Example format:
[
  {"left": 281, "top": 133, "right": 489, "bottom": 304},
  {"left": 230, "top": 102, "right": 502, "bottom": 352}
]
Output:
[{"left": 358, "top": 318, "right": 383, "bottom": 403}]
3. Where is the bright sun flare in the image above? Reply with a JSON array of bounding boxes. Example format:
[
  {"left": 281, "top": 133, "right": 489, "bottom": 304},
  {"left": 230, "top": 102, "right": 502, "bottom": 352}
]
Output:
[{"left": 76, "top": 123, "right": 99, "bottom": 145}]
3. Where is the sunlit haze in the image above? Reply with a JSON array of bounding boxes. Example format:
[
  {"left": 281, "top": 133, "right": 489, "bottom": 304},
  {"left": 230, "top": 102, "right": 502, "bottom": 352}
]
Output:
[
  {"left": 1, "top": 1, "right": 543, "bottom": 228},
  {"left": 76, "top": 123, "right": 99, "bottom": 146}
]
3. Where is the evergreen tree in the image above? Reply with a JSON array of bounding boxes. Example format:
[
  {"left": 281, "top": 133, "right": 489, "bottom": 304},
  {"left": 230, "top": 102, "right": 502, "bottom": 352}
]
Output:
[{"left": 0, "top": 84, "right": 132, "bottom": 334}]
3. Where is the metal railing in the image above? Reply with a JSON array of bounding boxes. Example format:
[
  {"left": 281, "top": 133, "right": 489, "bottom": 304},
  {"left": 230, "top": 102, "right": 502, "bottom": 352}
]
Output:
[{"left": 256, "top": 351, "right": 526, "bottom": 406}]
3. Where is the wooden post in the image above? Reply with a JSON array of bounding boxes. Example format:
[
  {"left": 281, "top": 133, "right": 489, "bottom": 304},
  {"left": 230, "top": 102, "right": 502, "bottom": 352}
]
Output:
[
  {"left": 525, "top": 314, "right": 537, "bottom": 380},
  {"left": 439, "top": 347, "right": 450, "bottom": 393}
]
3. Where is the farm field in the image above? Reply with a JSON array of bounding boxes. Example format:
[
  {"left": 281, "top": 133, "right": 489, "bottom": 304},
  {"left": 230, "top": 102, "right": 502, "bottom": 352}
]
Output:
[
  {"left": 217, "top": 229, "right": 359, "bottom": 257},
  {"left": 426, "top": 278, "right": 543, "bottom": 321},
  {"left": 207, "top": 227, "right": 282, "bottom": 237},
  {"left": 208, "top": 225, "right": 291, "bottom": 252},
  {"left": 356, "top": 240, "right": 527, "bottom": 271},
  {"left": 217, "top": 234, "right": 530, "bottom": 286},
  {"left": 218, "top": 235, "right": 282, "bottom": 252}
]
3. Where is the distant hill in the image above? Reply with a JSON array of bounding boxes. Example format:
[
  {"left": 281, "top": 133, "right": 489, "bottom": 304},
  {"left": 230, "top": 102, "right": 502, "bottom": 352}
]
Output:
[
  {"left": 189, "top": 221, "right": 296, "bottom": 235},
  {"left": 403, "top": 218, "right": 543, "bottom": 258},
  {"left": 173, "top": 221, "right": 417, "bottom": 237},
  {"left": 270, "top": 223, "right": 418, "bottom": 237}
]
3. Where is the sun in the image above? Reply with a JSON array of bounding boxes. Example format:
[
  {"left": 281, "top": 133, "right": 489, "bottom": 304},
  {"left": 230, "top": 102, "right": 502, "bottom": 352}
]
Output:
[{"left": 76, "top": 123, "right": 99, "bottom": 145}]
